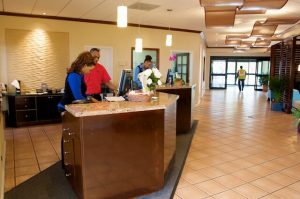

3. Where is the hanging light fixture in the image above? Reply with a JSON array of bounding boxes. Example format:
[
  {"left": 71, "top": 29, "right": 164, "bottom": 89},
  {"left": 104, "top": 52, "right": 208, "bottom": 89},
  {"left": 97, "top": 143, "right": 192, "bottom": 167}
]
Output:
[
  {"left": 166, "top": 34, "right": 172, "bottom": 46},
  {"left": 117, "top": 5, "right": 127, "bottom": 28},
  {"left": 135, "top": 38, "right": 143, "bottom": 52},
  {"left": 166, "top": 9, "right": 173, "bottom": 47}
]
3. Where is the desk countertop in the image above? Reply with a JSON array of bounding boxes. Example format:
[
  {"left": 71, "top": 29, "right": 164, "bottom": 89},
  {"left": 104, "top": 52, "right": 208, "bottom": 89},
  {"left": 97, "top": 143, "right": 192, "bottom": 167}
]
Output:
[
  {"left": 156, "top": 84, "right": 196, "bottom": 90},
  {"left": 65, "top": 92, "right": 178, "bottom": 117}
]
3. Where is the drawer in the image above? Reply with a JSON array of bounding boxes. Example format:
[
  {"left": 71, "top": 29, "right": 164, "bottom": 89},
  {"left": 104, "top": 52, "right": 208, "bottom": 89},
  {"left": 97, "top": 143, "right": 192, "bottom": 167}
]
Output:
[
  {"left": 16, "top": 110, "right": 37, "bottom": 122},
  {"left": 15, "top": 97, "right": 36, "bottom": 110}
]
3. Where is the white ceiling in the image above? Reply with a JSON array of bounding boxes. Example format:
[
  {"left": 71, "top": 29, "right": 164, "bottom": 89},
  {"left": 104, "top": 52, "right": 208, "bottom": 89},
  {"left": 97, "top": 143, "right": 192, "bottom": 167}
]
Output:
[{"left": 1, "top": 0, "right": 300, "bottom": 49}]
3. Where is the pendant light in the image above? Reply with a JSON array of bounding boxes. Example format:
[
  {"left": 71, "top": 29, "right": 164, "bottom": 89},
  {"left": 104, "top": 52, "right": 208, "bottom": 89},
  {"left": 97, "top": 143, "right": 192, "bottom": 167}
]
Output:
[
  {"left": 166, "top": 34, "right": 172, "bottom": 46},
  {"left": 117, "top": 5, "right": 127, "bottom": 28},
  {"left": 135, "top": 38, "right": 143, "bottom": 53},
  {"left": 166, "top": 9, "right": 173, "bottom": 47}
]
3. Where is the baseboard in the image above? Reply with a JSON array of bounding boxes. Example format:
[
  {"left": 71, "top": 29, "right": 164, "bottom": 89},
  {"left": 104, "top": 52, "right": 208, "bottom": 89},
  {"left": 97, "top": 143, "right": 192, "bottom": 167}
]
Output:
[{"left": 0, "top": 140, "right": 6, "bottom": 199}]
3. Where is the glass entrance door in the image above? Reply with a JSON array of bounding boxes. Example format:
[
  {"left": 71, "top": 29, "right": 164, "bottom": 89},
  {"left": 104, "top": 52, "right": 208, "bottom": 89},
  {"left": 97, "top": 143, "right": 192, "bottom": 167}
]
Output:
[
  {"left": 255, "top": 60, "right": 270, "bottom": 90},
  {"left": 210, "top": 60, "right": 226, "bottom": 89},
  {"left": 227, "top": 61, "right": 237, "bottom": 85}
]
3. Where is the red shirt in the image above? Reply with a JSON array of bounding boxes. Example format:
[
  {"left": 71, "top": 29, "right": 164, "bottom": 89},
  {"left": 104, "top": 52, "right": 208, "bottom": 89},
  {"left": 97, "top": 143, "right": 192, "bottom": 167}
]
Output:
[{"left": 84, "top": 63, "right": 111, "bottom": 94}]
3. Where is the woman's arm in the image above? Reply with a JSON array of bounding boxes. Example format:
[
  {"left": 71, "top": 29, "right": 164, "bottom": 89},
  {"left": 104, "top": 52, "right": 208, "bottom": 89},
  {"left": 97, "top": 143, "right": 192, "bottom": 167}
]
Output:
[{"left": 68, "top": 74, "right": 86, "bottom": 100}]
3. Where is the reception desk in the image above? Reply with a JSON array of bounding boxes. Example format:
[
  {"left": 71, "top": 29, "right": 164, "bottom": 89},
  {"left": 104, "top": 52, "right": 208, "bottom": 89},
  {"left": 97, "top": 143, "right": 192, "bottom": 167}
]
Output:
[
  {"left": 62, "top": 92, "right": 178, "bottom": 199},
  {"left": 157, "top": 84, "right": 196, "bottom": 134}
]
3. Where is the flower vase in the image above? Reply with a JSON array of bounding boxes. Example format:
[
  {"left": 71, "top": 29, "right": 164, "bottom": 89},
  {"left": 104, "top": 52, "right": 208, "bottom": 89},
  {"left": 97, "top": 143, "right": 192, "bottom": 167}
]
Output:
[{"left": 151, "top": 89, "right": 158, "bottom": 101}]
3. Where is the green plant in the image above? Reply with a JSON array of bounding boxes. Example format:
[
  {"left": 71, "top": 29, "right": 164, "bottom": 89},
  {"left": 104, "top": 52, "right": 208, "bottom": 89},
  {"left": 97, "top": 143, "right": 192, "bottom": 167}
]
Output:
[
  {"left": 269, "top": 76, "right": 288, "bottom": 103},
  {"left": 259, "top": 76, "right": 269, "bottom": 86},
  {"left": 292, "top": 107, "right": 300, "bottom": 125}
]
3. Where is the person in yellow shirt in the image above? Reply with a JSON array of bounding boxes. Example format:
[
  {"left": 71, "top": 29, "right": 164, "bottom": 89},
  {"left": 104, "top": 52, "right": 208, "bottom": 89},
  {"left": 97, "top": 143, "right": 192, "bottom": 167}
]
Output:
[{"left": 237, "top": 66, "right": 246, "bottom": 91}]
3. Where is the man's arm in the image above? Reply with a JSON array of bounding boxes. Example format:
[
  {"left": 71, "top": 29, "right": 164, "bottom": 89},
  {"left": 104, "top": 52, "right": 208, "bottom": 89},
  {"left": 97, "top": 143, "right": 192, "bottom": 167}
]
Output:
[{"left": 105, "top": 81, "right": 117, "bottom": 91}]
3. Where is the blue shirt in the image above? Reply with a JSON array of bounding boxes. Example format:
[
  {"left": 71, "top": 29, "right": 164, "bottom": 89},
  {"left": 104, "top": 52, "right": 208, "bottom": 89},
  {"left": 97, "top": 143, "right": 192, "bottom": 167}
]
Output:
[
  {"left": 58, "top": 72, "right": 87, "bottom": 111},
  {"left": 133, "top": 64, "right": 144, "bottom": 89}
]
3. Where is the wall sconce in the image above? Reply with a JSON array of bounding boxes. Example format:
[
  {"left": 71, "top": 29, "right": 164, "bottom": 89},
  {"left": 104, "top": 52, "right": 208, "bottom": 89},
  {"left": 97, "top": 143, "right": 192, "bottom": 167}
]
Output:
[
  {"left": 298, "top": 64, "right": 300, "bottom": 72},
  {"left": 117, "top": 5, "right": 127, "bottom": 28}
]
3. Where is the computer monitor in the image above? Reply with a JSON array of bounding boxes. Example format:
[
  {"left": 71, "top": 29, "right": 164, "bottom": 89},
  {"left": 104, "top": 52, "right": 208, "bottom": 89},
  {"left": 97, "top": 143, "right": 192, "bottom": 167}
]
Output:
[
  {"left": 165, "top": 69, "right": 174, "bottom": 85},
  {"left": 118, "top": 69, "right": 133, "bottom": 96}
]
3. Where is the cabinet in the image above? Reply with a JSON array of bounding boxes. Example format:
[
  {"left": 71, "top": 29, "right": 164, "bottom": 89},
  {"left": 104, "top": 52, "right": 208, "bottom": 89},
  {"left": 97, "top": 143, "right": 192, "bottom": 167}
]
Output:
[
  {"left": 37, "top": 95, "right": 62, "bottom": 121},
  {"left": 7, "top": 94, "right": 63, "bottom": 127}
]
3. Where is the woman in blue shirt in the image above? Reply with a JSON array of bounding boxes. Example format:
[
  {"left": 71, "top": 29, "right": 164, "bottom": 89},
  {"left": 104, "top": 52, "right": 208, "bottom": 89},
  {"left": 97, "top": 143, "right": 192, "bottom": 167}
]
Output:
[
  {"left": 58, "top": 51, "right": 95, "bottom": 170},
  {"left": 58, "top": 51, "right": 95, "bottom": 111}
]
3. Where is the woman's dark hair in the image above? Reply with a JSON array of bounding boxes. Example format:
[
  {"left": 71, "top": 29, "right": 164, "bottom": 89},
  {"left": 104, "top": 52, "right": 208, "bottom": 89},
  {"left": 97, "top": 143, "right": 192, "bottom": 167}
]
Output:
[{"left": 68, "top": 51, "right": 94, "bottom": 74}]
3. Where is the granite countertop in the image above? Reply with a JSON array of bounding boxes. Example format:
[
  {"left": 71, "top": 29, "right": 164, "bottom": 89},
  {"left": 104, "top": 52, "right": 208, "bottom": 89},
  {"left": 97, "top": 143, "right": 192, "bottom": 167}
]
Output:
[
  {"left": 4, "top": 93, "right": 63, "bottom": 97},
  {"left": 156, "top": 83, "right": 196, "bottom": 90},
  {"left": 65, "top": 92, "right": 179, "bottom": 117}
]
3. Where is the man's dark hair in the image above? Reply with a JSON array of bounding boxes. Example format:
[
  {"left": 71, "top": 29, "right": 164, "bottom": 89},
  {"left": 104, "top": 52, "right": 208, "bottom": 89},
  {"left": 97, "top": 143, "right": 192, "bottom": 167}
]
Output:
[
  {"left": 240, "top": 66, "right": 243, "bottom": 69},
  {"left": 90, "top": 48, "right": 100, "bottom": 53},
  {"left": 144, "top": 55, "right": 152, "bottom": 62}
]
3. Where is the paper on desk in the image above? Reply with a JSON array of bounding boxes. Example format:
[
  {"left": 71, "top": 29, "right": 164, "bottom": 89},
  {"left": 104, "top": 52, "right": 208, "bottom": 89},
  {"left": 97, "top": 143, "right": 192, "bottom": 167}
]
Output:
[{"left": 105, "top": 96, "right": 125, "bottom": 102}]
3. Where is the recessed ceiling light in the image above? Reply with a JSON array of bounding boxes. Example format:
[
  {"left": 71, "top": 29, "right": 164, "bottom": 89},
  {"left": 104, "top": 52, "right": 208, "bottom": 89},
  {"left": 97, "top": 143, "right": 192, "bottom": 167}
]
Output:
[{"left": 42, "top": 12, "right": 46, "bottom": 15}]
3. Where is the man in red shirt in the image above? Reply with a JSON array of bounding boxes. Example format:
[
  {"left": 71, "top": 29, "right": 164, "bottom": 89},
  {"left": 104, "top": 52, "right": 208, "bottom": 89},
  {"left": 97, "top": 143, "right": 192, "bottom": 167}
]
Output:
[{"left": 84, "top": 48, "right": 117, "bottom": 101}]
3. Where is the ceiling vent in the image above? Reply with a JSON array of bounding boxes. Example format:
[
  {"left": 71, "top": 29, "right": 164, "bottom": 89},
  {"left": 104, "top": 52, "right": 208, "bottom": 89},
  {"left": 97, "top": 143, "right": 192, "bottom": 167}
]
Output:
[{"left": 128, "top": 2, "right": 160, "bottom": 11}]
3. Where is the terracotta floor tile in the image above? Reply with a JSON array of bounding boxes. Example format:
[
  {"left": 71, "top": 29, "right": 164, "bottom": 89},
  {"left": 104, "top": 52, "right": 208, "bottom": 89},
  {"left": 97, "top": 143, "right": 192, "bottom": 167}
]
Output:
[
  {"left": 231, "top": 169, "right": 260, "bottom": 182},
  {"left": 260, "top": 194, "right": 280, "bottom": 199},
  {"left": 288, "top": 181, "right": 300, "bottom": 192},
  {"left": 4, "top": 177, "right": 15, "bottom": 192},
  {"left": 250, "top": 177, "right": 284, "bottom": 193},
  {"left": 195, "top": 180, "right": 228, "bottom": 196},
  {"left": 214, "top": 174, "right": 246, "bottom": 189},
  {"left": 37, "top": 154, "right": 59, "bottom": 164},
  {"left": 196, "top": 166, "right": 226, "bottom": 179},
  {"left": 233, "top": 183, "right": 268, "bottom": 199},
  {"left": 15, "top": 174, "right": 34, "bottom": 186},
  {"left": 181, "top": 171, "right": 210, "bottom": 184},
  {"left": 15, "top": 158, "right": 38, "bottom": 168},
  {"left": 177, "top": 178, "right": 192, "bottom": 189},
  {"left": 176, "top": 186, "right": 209, "bottom": 199},
  {"left": 173, "top": 195, "right": 182, "bottom": 199},
  {"left": 39, "top": 162, "right": 56, "bottom": 171},
  {"left": 15, "top": 165, "right": 39, "bottom": 177},
  {"left": 272, "top": 187, "right": 300, "bottom": 199},
  {"left": 280, "top": 165, "right": 300, "bottom": 180},
  {"left": 213, "top": 190, "right": 247, "bottom": 199},
  {"left": 265, "top": 173, "right": 298, "bottom": 186}
]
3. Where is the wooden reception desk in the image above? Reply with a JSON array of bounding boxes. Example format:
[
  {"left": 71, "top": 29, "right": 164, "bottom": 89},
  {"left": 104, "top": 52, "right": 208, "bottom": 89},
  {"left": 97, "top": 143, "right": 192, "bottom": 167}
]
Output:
[
  {"left": 62, "top": 92, "right": 178, "bottom": 199},
  {"left": 157, "top": 84, "right": 196, "bottom": 134}
]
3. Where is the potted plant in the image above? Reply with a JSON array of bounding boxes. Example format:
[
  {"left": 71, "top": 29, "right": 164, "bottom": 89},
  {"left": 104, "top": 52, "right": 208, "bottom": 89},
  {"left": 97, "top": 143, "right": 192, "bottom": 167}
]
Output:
[
  {"left": 259, "top": 75, "right": 269, "bottom": 92},
  {"left": 269, "top": 76, "right": 287, "bottom": 111},
  {"left": 174, "top": 72, "right": 186, "bottom": 86},
  {"left": 292, "top": 107, "right": 300, "bottom": 133}
]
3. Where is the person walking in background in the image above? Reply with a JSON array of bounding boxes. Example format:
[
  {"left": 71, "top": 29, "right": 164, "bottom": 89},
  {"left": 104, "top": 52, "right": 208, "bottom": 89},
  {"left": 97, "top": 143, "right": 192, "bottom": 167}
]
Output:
[
  {"left": 237, "top": 66, "right": 246, "bottom": 91},
  {"left": 84, "top": 48, "right": 117, "bottom": 101}
]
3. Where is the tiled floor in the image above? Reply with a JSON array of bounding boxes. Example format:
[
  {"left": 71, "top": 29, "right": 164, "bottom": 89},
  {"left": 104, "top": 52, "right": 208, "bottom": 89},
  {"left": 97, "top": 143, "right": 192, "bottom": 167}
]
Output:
[
  {"left": 174, "top": 87, "right": 300, "bottom": 199},
  {"left": 4, "top": 87, "right": 300, "bottom": 199},
  {"left": 4, "top": 124, "right": 61, "bottom": 192}
]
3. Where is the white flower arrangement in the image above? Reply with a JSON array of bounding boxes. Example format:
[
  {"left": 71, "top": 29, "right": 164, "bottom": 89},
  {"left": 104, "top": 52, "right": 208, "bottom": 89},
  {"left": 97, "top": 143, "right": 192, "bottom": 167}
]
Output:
[{"left": 138, "top": 68, "right": 162, "bottom": 93}]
